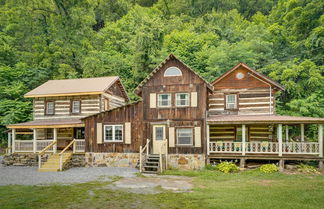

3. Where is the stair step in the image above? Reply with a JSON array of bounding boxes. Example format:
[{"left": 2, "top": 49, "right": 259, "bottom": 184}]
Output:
[
  {"left": 142, "top": 170, "right": 159, "bottom": 174},
  {"left": 144, "top": 165, "right": 159, "bottom": 168},
  {"left": 38, "top": 168, "right": 60, "bottom": 172},
  {"left": 144, "top": 162, "right": 159, "bottom": 165}
]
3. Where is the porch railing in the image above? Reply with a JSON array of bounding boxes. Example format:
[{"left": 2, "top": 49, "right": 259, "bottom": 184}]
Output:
[
  {"left": 74, "top": 139, "right": 85, "bottom": 153},
  {"left": 14, "top": 140, "right": 33, "bottom": 152},
  {"left": 209, "top": 141, "right": 320, "bottom": 155},
  {"left": 37, "top": 140, "right": 55, "bottom": 152}
]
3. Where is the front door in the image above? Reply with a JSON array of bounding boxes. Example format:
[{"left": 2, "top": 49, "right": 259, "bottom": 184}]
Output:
[{"left": 152, "top": 125, "right": 166, "bottom": 154}]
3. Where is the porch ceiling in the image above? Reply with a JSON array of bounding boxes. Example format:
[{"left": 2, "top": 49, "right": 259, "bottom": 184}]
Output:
[
  {"left": 207, "top": 114, "right": 324, "bottom": 124},
  {"left": 7, "top": 118, "right": 84, "bottom": 129}
]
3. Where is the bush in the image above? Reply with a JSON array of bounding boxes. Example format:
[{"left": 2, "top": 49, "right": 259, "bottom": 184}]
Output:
[
  {"left": 216, "top": 161, "right": 239, "bottom": 173},
  {"left": 205, "top": 164, "right": 217, "bottom": 170},
  {"left": 297, "top": 163, "right": 319, "bottom": 174},
  {"left": 259, "top": 164, "right": 279, "bottom": 173}
]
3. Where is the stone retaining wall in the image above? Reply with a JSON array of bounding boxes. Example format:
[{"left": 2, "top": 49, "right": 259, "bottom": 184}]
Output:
[
  {"left": 85, "top": 152, "right": 139, "bottom": 168},
  {"left": 2, "top": 153, "right": 49, "bottom": 166},
  {"left": 70, "top": 154, "right": 86, "bottom": 167},
  {"left": 167, "top": 154, "right": 205, "bottom": 170}
]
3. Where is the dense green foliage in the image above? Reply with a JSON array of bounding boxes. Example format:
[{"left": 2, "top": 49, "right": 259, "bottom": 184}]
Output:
[
  {"left": 0, "top": 0, "right": 323, "bottom": 140},
  {"left": 259, "top": 164, "right": 279, "bottom": 173},
  {"left": 297, "top": 163, "right": 319, "bottom": 174},
  {"left": 216, "top": 161, "right": 239, "bottom": 173}
]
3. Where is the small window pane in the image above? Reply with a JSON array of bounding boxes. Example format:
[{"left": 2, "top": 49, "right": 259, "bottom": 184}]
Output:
[
  {"left": 46, "top": 102, "right": 54, "bottom": 114},
  {"left": 176, "top": 93, "right": 189, "bottom": 106},
  {"left": 164, "top": 67, "right": 182, "bottom": 77},
  {"left": 105, "top": 126, "right": 113, "bottom": 141},
  {"left": 155, "top": 127, "right": 164, "bottom": 140},
  {"left": 158, "top": 94, "right": 171, "bottom": 107},
  {"left": 226, "top": 95, "right": 237, "bottom": 109},
  {"left": 115, "top": 126, "right": 123, "bottom": 141},
  {"left": 72, "top": 101, "right": 80, "bottom": 113},
  {"left": 177, "top": 129, "right": 193, "bottom": 145}
]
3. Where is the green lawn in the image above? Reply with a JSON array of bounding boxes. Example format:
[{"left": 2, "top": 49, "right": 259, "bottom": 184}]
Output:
[{"left": 0, "top": 170, "right": 323, "bottom": 209}]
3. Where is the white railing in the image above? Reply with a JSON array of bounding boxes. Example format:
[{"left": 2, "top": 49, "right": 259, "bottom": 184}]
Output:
[
  {"left": 74, "top": 139, "right": 85, "bottom": 153},
  {"left": 209, "top": 141, "right": 320, "bottom": 155},
  {"left": 14, "top": 140, "right": 33, "bottom": 152},
  {"left": 139, "top": 139, "right": 150, "bottom": 172},
  {"left": 209, "top": 142, "right": 243, "bottom": 153},
  {"left": 37, "top": 140, "right": 55, "bottom": 152},
  {"left": 159, "top": 139, "right": 168, "bottom": 172},
  {"left": 283, "top": 142, "right": 319, "bottom": 154}
]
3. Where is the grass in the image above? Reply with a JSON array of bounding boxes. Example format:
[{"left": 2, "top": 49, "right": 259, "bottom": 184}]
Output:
[{"left": 0, "top": 169, "right": 324, "bottom": 209}]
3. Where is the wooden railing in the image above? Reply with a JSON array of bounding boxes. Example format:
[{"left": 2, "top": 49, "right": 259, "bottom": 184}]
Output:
[
  {"left": 37, "top": 140, "right": 55, "bottom": 152},
  {"left": 74, "top": 139, "right": 85, "bottom": 153},
  {"left": 209, "top": 141, "right": 320, "bottom": 155},
  {"left": 38, "top": 141, "right": 57, "bottom": 169},
  {"left": 14, "top": 140, "right": 33, "bottom": 152},
  {"left": 59, "top": 139, "right": 75, "bottom": 171},
  {"left": 139, "top": 139, "right": 150, "bottom": 172},
  {"left": 159, "top": 139, "right": 168, "bottom": 172}
]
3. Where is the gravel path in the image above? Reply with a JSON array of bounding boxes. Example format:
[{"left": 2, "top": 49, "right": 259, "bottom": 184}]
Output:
[{"left": 0, "top": 156, "right": 137, "bottom": 186}]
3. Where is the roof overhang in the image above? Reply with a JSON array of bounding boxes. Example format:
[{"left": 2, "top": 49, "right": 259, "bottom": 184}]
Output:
[
  {"left": 24, "top": 91, "right": 102, "bottom": 98},
  {"left": 7, "top": 119, "right": 84, "bottom": 129}
]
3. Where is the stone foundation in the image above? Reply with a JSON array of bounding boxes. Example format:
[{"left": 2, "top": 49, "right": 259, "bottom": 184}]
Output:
[
  {"left": 167, "top": 154, "right": 205, "bottom": 170},
  {"left": 85, "top": 152, "right": 139, "bottom": 168},
  {"left": 70, "top": 154, "right": 86, "bottom": 167},
  {"left": 2, "top": 153, "right": 49, "bottom": 166}
]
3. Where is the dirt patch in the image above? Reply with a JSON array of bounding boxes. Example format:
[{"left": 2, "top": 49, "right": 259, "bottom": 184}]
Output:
[
  {"left": 106, "top": 175, "right": 193, "bottom": 194},
  {"left": 256, "top": 180, "right": 275, "bottom": 186}
]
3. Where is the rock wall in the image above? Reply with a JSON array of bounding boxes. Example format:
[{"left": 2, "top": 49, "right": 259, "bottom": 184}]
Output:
[
  {"left": 85, "top": 152, "right": 139, "bottom": 168},
  {"left": 167, "top": 154, "right": 205, "bottom": 170},
  {"left": 70, "top": 154, "right": 86, "bottom": 167},
  {"left": 2, "top": 153, "right": 49, "bottom": 166}
]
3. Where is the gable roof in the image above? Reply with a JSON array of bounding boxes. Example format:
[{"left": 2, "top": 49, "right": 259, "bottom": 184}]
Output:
[
  {"left": 25, "top": 76, "right": 129, "bottom": 100},
  {"left": 211, "top": 63, "right": 285, "bottom": 91},
  {"left": 134, "top": 54, "right": 214, "bottom": 95}
]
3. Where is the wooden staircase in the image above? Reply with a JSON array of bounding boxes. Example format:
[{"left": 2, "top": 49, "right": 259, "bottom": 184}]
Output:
[
  {"left": 38, "top": 152, "right": 72, "bottom": 172},
  {"left": 142, "top": 154, "right": 160, "bottom": 174}
]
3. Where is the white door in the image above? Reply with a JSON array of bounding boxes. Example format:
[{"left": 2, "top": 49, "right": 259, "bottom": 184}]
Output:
[{"left": 152, "top": 125, "right": 166, "bottom": 154}]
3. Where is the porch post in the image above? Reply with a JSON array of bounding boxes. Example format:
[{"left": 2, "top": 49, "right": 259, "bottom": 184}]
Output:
[
  {"left": 33, "top": 129, "right": 37, "bottom": 153},
  {"left": 12, "top": 128, "right": 16, "bottom": 153},
  {"left": 319, "top": 124, "right": 323, "bottom": 158},
  {"left": 300, "top": 124, "right": 304, "bottom": 142},
  {"left": 207, "top": 124, "right": 210, "bottom": 155},
  {"left": 242, "top": 124, "right": 246, "bottom": 156},
  {"left": 53, "top": 128, "right": 57, "bottom": 153},
  {"left": 285, "top": 125, "right": 289, "bottom": 142},
  {"left": 8, "top": 132, "right": 12, "bottom": 154},
  {"left": 278, "top": 124, "right": 283, "bottom": 156}
]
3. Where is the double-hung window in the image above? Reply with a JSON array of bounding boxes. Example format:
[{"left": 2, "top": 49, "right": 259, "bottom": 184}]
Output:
[
  {"left": 104, "top": 125, "right": 123, "bottom": 142},
  {"left": 46, "top": 101, "right": 55, "bottom": 115},
  {"left": 176, "top": 128, "right": 193, "bottom": 145},
  {"left": 158, "top": 94, "right": 171, "bottom": 107},
  {"left": 71, "top": 100, "right": 81, "bottom": 114},
  {"left": 226, "top": 94, "right": 237, "bottom": 109},
  {"left": 176, "top": 93, "right": 189, "bottom": 107}
]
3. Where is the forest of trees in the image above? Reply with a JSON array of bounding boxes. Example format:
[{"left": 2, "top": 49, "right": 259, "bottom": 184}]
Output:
[{"left": 0, "top": 0, "right": 323, "bottom": 140}]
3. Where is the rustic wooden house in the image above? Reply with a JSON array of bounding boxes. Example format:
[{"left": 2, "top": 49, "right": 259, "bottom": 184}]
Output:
[{"left": 6, "top": 54, "right": 324, "bottom": 172}]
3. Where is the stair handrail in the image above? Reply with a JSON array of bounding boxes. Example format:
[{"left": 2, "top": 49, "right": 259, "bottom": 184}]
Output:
[
  {"left": 59, "top": 139, "right": 76, "bottom": 171},
  {"left": 159, "top": 139, "right": 168, "bottom": 172},
  {"left": 38, "top": 140, "right": 57, "bottom": 169},
  {"left": 139, "top": 139, "right": 150, "bottom": 172}
]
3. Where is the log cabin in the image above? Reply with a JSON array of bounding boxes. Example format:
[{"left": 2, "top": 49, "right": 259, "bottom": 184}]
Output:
[{"left": 5, "top": 54, "right": 324, "bottom": 172}]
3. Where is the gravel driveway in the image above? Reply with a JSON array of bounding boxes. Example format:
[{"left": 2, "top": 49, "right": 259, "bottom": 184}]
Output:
[{"left": 0, "top": 156, "right": 137, "bottom": 186}]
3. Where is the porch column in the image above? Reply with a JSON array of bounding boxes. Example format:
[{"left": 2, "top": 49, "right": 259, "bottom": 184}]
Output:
[
  {"left": 285, "top": 125, "right": 289, "bottom": 142},
  {"left": 278, "top": 124, "right": 283, "bottom": 156},
  {"left": 53, "top": 128, "right": 57, "bottom": 153},
  {"left": 207, "top": 124, "right": 210, "bottom": 155},
  {"left": 300, "top": 124, "right": 304, "bottom": 142},
  {"left": 8, "top": 132, "right": 12, "bottom": 154},
  {"left": 319, "top": 124, "right": 323, "bottom": 158},
  {"left": 12, "top": 128, "right": 16, "bottom": 153},
  {"left": 242, "top": 124, "right": 246, "bottom": 156},
  {"left": 33, "top": 129, "right": 37, "bottom": 153}
]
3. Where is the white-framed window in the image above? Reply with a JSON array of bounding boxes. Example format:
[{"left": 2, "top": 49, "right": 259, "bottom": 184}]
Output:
[
  {"left": 176, "top": 128, "right": 193, "bottom": 145},
  {"left": 164, "top": 67, "right": 182, "bottom": 77},
  {"left": 46, "top": 101, "right": 54, "bottom": 115},
  {"left": 104, "top": 125, "right": 123, "bottom": 142},
  {"left": 72, "top": 100, "right": 81, "bottom": 114},
  {"left": 158, "top": 94, "right": 171, "bottom": 107},
  {"left": 176, "top": 93, "right": 189, "bottom": 107},
  {"left": 226, "top": 94, "right": 237, "bottom": 109}
]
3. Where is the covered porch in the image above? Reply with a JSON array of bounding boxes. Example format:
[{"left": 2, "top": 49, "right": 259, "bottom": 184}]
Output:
[
  {"left": 6, "top": 119, "right": 86, "bottom": 154},
  {"left": 206, "top": 115, "right": 324, "bottom": 158}
]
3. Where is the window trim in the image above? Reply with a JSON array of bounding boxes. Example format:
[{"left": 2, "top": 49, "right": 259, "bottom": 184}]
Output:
[
  {"left": 103, "top": 124, "right": 124, "bottom": 142},
  {"left": 175, "top": 93, "right": 190, "bottom": 107},
  {"left": 45, "top": 101, "right": 55, "bottom": 115},
  {"left": 157, "top": 93, "right": 172, "bottom": 108},
  {"left": 164, "top": 67, "right": 182, "bottom": 77},
  {"left": 176, "top": 128, "right": 193, "bottom": 146},
  {"left": 225, "top": 94, "right": 238, "bottom": 110},
  {"left": 153, "top": 125, "right": 166, "bottom": 141},
  {"left": 71, "top": 100, "right": 81, "bottom": 114}
]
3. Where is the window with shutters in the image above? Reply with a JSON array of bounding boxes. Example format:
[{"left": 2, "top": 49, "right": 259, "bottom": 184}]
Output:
[
  {"left": 104, "top": 125, "right": 123, "bottom": 142},
  {"left": 158, "top": 94, "right": 171, "bottom": 107},
  {"left": 176, "top": 128, "right": 193, "bottom": 145},
  {"left": 176, "top": 93, "right": 189, "bottom": 107},
  {"left": 225, "top": 94, "right": 237, "bottom": 109},
  {"left": 71, "top": 100, "right": 81, "bottom": 114}
]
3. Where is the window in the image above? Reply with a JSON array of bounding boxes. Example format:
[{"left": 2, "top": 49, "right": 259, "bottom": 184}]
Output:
[
  {"left": 158, "top": 94, "right": 171, "bottom": 107},
  {"left": 45, "top": 128, "right": 53, "bottom": 140},
  {"left": 164, "top": 67, "right": 182, "bottom": 77},
  {"left": 177, "top": 128, "right": 193, "bottom": 145},
  {"left": 46, "top": 101, "right": 54, "bottom": 115},
  {"left": 176, "top": 93, "right": 189, "bottom": 107},
  {"left": 236, "top": 127, "right": 248, "bottom": 141},
  {"left": 74, "top": 127, "right": 85, "bottom": 139},
  {"left": 104, "top": 125, "right": 123, "bottom": 142},
  {"left": 71, "top": 100, "right": 81, "bottom": 114},
  {"left": 155, "top": 126, "right": 164, "bottom": 141},
  {"left": 226, "top": 94, "right": 237, "bottom": 109}
]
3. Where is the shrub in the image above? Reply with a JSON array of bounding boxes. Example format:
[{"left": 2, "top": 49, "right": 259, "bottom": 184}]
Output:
[
  {"left": 259, "top": 164, "right": 279, "bottom": 173},
  {"left": 297, "top": 163, "right": 319, "bottom": 174},
  {"left": 205, "top": 164, "right": 217, "bottom": 170},
  {"left": 216, "top": 161, "right": 239, "bottom": 173}
]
